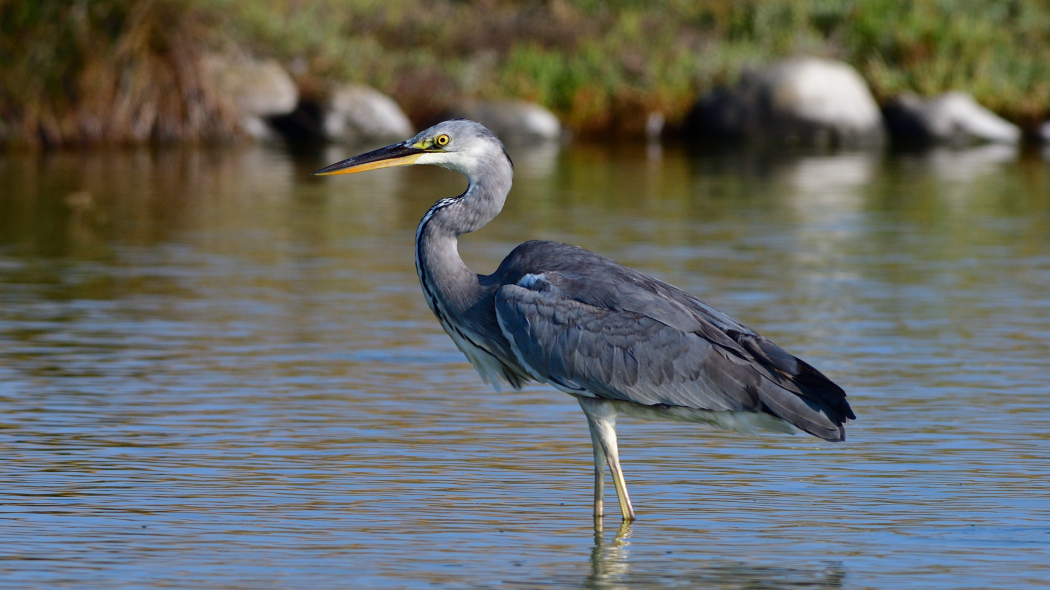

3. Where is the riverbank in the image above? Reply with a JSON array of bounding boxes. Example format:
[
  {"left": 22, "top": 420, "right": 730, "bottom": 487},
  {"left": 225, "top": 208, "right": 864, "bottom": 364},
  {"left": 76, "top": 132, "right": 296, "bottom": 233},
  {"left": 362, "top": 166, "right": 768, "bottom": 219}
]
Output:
[{"left": 4, "top": 0, "right": 1050, "bottom": 148}]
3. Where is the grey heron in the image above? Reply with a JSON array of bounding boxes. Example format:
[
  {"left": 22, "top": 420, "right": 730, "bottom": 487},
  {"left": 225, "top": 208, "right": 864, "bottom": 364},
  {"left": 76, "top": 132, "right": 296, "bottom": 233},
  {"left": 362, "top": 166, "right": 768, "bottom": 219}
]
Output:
[{"left": 314, "top": 119, "right": 855, "bottom": 523}]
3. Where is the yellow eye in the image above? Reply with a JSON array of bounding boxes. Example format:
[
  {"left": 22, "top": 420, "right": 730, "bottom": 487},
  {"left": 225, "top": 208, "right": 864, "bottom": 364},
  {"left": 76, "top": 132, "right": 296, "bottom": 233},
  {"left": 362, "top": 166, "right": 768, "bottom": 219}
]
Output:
[{"left": 435, "top": 134, "right": 450, "bottom": 147}]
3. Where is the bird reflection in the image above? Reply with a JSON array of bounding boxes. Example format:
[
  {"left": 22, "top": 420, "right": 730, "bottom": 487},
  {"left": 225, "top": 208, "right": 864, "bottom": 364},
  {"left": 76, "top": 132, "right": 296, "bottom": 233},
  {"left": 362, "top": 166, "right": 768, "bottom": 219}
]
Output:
[
  {"left": 585, "top": 522, "right": 845, "bottom": 590},
  {"left": 587, "top": 521, "right": 633, "bottom": 589}
]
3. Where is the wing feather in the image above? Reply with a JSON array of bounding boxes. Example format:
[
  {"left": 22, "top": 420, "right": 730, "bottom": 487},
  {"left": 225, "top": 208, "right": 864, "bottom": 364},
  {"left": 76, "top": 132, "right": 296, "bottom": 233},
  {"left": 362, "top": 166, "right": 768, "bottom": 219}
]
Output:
[
  {"left": 496, "top": 285, "right": 764, "bottom": 413},
  {"left": 493, "top": 272, "right": 851, "bottom": 440},
  {"left": 491, "top": 241, "right": 854, "bottom": 440}
]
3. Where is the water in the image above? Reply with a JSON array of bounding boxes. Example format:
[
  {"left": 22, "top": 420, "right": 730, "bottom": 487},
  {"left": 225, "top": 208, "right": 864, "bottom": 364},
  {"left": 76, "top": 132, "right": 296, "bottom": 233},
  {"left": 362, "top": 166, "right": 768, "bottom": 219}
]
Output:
[{"left": 1, "top": 140, "right": 1048, "bottom": 588}]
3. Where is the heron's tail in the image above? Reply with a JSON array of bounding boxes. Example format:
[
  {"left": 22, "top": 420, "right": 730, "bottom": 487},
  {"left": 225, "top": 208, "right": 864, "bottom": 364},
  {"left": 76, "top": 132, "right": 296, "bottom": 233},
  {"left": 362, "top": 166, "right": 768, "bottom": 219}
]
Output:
[{"left": 757, "top": 357, "right": 854, "bottom": 442}]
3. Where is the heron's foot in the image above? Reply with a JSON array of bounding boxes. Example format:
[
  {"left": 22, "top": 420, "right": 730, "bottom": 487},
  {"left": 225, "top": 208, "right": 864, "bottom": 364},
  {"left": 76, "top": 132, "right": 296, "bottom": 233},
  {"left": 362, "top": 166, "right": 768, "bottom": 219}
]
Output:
[
  {"left": 616, "top": 494, "right": 636, "bottom": 523},
  {"left": 613, "top": 519, "right": 633, "bottom": 540},
  {"left": 593, "top": 515, "right": 635, "bottom": 536}
]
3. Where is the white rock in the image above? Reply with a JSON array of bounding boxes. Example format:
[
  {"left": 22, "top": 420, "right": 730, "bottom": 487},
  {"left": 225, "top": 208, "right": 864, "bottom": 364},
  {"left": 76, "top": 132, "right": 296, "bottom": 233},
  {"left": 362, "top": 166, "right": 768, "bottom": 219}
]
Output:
[
  {"left": 645, "top": 112, "right": 665, "bottom": 140},
  {"left": 204, "top": 55, "right": 298, "bottom": 140},
  {"left": 883, "top": 92, "right": 1021, "bottom": 145},
  {"left": 691, "top": 57, "right": 885, "bottom": 148},
  {"left": 240, "top": 115, "right": 280, "bottom": 142},
  {"left": 323, "top": 85, "right": 414, "bottom": 144},
  {"left": 205, "top": 56, "right": 297, "bottom": 118},
  {"left": 445, "top": 101, "right": 561, "bottom": 144}
]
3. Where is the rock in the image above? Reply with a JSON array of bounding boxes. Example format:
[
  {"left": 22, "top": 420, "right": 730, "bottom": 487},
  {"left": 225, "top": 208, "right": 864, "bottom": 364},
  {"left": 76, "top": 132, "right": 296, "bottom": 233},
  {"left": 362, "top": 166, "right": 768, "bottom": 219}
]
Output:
[
  {"left": 268, "top": 85, "right": 413, "bottom": 145},
  {"left": 689, "top": 57, "right": 885, "bottom": 148},
  {"left": 882, "top": 92, "right": 1021, "bottom": 145},
  {"left": 322, "top": 85, "right": 414, "bottom": 144},
  {"left": 204, "top": 55, "right": 298, "bottom": 140},
  {"left": 1039, "top": 121, "right": 1050, "bottom": 144},
  {"left": 645, "top": 112, "right": 665, "bottom": 141},
  {"left": 443, "top": 101, "right": 561, "bottom": 144}
]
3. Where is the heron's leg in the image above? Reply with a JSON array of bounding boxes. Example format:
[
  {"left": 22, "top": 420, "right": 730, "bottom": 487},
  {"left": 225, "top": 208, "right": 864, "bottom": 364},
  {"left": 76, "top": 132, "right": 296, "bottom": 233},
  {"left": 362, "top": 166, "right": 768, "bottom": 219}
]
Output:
[
  {"left": 588, "top": 426, "right": 608, "bottom": 518},
  {"left": 602, "top": 435, "right": 636, "bottom": 522},
  {"left": 578, "top": 397, "right": 636, "bottom": 522}
]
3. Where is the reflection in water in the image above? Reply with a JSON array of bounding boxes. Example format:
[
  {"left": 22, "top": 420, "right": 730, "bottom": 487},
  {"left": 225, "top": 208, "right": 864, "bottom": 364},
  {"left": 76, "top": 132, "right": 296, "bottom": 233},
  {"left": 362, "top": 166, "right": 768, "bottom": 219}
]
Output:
[
  {"left": 587, "top": 522, "right": 633, "bottom": 589},
  {"left": 921, "top": 144, "right": 1019, "bottom": 183},
  {"left": 617, "top": 562, "right": 847, "bottom": 590},
  {"left": 780, "top": 153, "right": 876, "bottom": 264},
  {"left": 783, "top": 153, "right": 878, "bottom": 195},
  {"left": 584, "top": 522, "right": 845, "bottom": 590},
  {"left": 508, "top": 140, "right": 563, "bottom": 179},
  {"left": 1, "top": 143, "right": 1049, "bottom": 588}
]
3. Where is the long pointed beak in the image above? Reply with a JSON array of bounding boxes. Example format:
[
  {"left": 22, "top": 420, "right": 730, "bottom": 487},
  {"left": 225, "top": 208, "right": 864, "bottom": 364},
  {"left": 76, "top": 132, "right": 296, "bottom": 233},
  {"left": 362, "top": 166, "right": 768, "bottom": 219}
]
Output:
[{"left": 312, "top": 142, "right": 425, "bottom": 176}]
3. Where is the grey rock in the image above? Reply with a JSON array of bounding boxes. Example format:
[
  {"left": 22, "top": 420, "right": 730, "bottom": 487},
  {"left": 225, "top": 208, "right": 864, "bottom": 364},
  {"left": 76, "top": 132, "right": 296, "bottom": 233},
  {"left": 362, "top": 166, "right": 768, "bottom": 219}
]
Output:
[
  {"left": 204, "top": 55, "right": 298, "bottom": 140},
  {"left": 882, "top": 92, "right": 1021, "bottom": 145},
  {"left": 645, "top": 112, "right": 665, "bottom": 141},
  {"left": 690, "top": 57, "right": 885, "bottom": 148},
  {"left": 239, "top": 115, "right": 281, "bottom": 142},
  {"left": 444, "top": 101, "right": 561, "bottom": 144},
  {"left": 323, "top": 85, "right": 414, "bottom": 144},
  {"left": 1039, "top": 121, "right": 1050, "bottom": 144}
]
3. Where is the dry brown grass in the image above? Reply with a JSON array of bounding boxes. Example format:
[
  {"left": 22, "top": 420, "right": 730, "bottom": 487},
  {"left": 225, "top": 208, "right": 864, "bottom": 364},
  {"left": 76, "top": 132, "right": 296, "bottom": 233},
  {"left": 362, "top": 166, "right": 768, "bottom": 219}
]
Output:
[{"left": 0, "top": 0, "right": 240, "bottom": 148}]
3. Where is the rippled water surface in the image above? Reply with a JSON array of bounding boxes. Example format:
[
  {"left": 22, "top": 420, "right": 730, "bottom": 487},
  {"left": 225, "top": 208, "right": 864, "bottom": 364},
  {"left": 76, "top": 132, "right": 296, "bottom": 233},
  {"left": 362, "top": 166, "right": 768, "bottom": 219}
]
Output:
[{"left": 1, "top": 141, "right": 1048, "bottom": 588}]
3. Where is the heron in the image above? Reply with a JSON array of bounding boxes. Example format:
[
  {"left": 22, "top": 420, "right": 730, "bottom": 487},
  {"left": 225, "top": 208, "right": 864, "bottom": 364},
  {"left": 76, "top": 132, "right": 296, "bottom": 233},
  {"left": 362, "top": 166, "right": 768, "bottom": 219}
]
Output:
[{"left": 314, "top": 119, "right": 855, "bottom": 523}]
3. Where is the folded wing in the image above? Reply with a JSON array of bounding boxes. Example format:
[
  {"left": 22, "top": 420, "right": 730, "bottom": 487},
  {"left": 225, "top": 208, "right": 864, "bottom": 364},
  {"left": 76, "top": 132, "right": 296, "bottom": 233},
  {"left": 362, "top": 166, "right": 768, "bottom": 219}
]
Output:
[{"left": 491, "top": 246, "right": 854, "bottom": 441}]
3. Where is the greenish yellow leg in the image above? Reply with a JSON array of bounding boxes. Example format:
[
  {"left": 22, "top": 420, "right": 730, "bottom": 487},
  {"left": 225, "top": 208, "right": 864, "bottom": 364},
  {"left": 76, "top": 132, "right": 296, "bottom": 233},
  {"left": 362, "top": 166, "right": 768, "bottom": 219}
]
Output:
[{"left": 578, "top": 396, "right": 637, "bottom": 522}]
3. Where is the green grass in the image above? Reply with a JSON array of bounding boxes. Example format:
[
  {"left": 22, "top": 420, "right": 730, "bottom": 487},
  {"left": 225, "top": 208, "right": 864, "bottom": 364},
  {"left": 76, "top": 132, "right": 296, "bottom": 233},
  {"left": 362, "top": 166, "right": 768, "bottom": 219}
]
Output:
[{"left": 4, "top": 0, "right": 1050, "bottom": 147}]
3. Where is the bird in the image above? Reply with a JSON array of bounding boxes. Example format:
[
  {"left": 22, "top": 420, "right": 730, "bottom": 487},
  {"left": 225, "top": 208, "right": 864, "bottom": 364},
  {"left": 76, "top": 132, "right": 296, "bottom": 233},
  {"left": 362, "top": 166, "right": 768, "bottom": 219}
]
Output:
[{"left": 314, "top": 119, "right": 855, "bottom": 523}]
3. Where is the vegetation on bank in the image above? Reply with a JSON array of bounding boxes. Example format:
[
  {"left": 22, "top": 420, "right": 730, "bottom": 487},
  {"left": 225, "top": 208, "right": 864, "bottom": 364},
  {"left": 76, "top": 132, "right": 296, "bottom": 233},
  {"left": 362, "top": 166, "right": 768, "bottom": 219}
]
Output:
[
  {"left": 0, "top": 0, "right": 242, "bottom": 148},
  {"left": 4, "top": 0, "right": 1050, "bottom": 148}
]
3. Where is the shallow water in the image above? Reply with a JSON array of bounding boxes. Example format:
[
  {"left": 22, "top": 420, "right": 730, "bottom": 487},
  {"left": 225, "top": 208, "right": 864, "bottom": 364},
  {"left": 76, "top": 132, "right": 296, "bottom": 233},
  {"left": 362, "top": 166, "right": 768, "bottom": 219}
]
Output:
[{"left": 1, "top": 140, "right": 1048, "bottom": 588}]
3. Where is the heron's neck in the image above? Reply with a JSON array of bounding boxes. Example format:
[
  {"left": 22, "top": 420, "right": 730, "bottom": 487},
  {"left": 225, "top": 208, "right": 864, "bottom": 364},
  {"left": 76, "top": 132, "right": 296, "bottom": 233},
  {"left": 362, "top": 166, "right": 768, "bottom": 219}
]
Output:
[{"left": 414, "top": 163, "right": 512, "bottom": 318}]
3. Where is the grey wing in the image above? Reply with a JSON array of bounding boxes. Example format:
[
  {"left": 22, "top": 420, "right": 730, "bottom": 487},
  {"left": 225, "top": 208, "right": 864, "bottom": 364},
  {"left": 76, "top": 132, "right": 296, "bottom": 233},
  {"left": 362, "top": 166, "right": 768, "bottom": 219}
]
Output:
[
  {"left": 491, "top": 241, "right": 852, "bottom": 438},
  {"left": 493, "top": 241, "right": 757, "bottom": 336},
  {"left": 494, "top": 282, "right": 847, "bottom": 441},
  {"left": 495, "top": 284, "right": 760, "bottom": 411}
]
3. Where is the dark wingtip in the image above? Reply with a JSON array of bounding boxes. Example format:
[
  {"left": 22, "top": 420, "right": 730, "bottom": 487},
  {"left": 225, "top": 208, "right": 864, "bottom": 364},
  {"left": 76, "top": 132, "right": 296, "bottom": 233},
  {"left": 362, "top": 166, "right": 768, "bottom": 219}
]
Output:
[{"left": 792, "top": 358, "right": 856, "bottom": 425}]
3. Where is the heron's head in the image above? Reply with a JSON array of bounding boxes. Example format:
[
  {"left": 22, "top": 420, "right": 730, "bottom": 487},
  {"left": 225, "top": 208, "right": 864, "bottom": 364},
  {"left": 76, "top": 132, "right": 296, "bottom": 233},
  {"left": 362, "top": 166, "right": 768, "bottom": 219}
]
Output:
[{"left": 312, "top": 119, "right": 512, "bottom": 179}]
